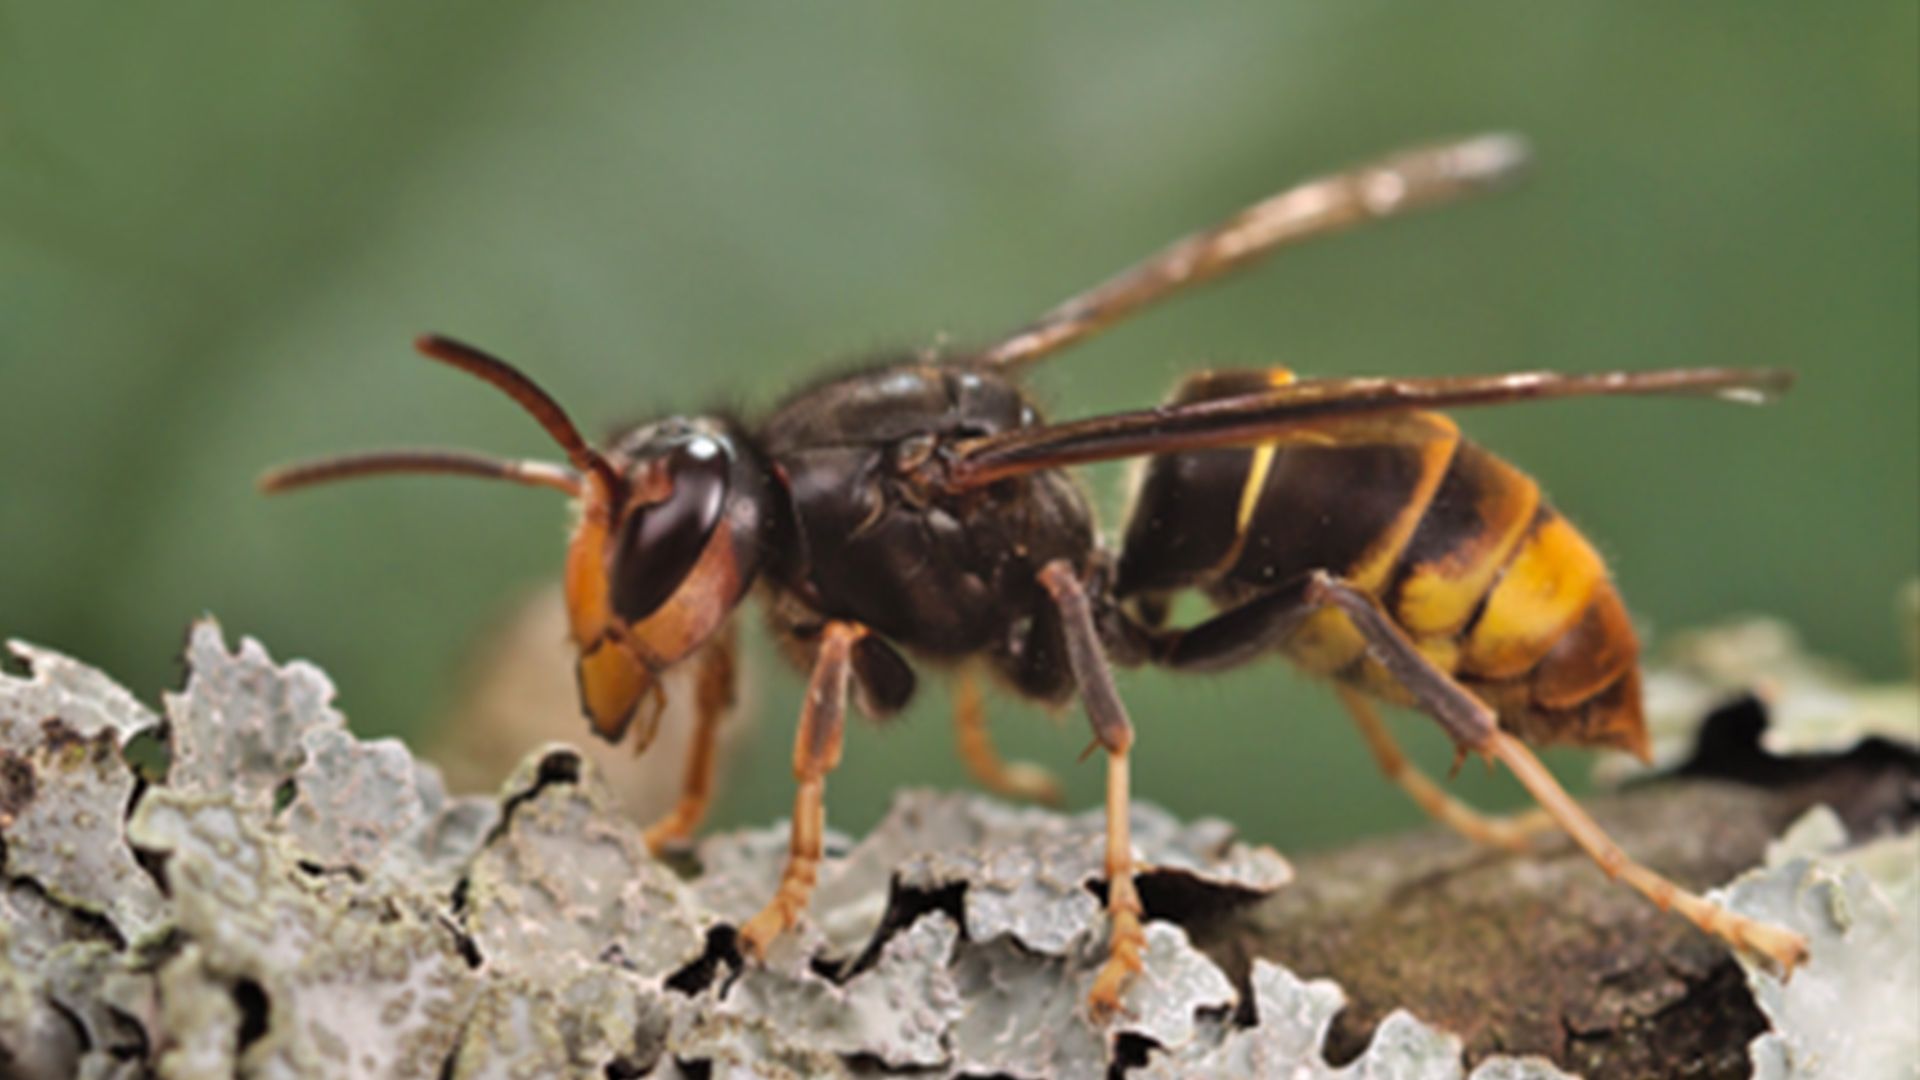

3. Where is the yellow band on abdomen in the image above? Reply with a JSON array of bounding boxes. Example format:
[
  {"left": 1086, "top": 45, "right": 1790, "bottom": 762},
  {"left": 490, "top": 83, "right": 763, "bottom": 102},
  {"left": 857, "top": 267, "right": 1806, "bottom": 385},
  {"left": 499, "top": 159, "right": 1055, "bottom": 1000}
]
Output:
[{"left": 1461, "top": 511, "right": 1606, "bottom": 679}]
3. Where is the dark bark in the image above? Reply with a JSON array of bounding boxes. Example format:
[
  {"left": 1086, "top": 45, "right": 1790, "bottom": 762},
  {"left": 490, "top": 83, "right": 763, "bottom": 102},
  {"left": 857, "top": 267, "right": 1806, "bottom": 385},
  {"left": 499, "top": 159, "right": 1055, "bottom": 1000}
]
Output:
[{"left": 1191, "top": 731, "right": 1916, "bottom": 1079}]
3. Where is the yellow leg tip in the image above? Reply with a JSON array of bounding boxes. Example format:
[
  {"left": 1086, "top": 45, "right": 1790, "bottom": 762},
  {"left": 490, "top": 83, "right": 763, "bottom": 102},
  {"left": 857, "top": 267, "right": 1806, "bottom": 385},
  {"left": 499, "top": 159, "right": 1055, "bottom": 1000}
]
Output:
[
  {"left": 735, "top": 923, "right": 770, "bottom": 960},
  {"left": 1742, "top": 923, "right": 1811, "bottom": 979},
  {"left": 994, "top": 761, "right": 1066, "bottom": 807},
  {"left": 1086, "top": 950, "right": 1144, "bottom": 1021},
  {"left": 1087, "top": 909, "right": 1146, "bottom": 1021},
  {"left": 1452, "top": 806, "right": 1557, "bottom": 854},
  {"left": 642, "top": 819, "right": 688, "bottom": 857},
  {"left": 1478, "top": 822, "right": 1541, "bottom": 855},
  {"left": 737, "top": 905, "right": 794, "bottom": 960}
]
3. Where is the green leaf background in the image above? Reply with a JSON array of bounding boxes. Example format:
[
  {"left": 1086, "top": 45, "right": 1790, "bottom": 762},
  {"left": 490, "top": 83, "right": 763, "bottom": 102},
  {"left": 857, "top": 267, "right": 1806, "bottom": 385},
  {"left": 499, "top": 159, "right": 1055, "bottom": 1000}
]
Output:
[{"left": 3, "top": 3, "right": 1914, "bottom": 847}]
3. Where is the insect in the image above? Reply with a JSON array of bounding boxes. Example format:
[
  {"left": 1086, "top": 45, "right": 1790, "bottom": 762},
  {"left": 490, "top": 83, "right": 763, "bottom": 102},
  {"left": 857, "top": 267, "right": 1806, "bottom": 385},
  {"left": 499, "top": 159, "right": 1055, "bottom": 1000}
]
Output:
[{"left": 262, "top": 134, "right": 1808, "bottom": 1014}]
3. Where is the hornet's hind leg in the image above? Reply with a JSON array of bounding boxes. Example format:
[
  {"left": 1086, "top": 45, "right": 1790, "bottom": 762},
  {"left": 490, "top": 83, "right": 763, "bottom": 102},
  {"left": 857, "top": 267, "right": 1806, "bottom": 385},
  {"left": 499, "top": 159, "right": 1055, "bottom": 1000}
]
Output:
[
  {"left": 1161, "top": 569, "right": 1809, "bottom": 975},
  {"left": 1160, "top": 576, "right": 1551, "bottom": 853},
  {"left": 1310, "top": 574, "right": 1807, "bottom": 974},
  {"left": 1334, "top": 684, "right": 1553, "bottom": 854}
]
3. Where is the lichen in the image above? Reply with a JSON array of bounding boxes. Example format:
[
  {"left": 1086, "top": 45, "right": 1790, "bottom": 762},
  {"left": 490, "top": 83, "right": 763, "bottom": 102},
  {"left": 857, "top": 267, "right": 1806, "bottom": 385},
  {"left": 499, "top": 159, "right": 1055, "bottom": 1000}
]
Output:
[
  {"left": 1135, "top": 960, "right": 1576, "bottom": 1079},
  {"left": 284, "top": 727, "right": 498, "bottom": 889},
  {"left": 1, "top": 640, "right": 166, "bottom": 942},
  {"left": 463, "top": 747, "right": 707, "bottom": 984},
  {"left": 2, "top": 617, "right": 1906, "bottom": 1077},
  {"left": 676, "top": 912, "right": 965, "bottom": 1071},
  {"left": 1716, "top": 806, "right": 1920, "bottom": 1079},
  {"left": 162, "top": 625, "right": 348, "bottom": 810},
  {"left": 129, "top": 789, "right": 478, "bottom": 1078}
]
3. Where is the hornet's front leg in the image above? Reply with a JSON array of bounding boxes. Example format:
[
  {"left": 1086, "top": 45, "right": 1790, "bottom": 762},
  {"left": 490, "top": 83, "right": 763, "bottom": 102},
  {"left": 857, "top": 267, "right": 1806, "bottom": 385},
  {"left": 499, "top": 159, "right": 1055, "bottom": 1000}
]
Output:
[
  {"left": 643, "top": 623, "right": 738, "bottom": 855},
  {"left": 1038, "top": 560, "right": 1144, "bottom": 1019},
  {"left": 738, "top": 620, "right": 862, "bottom": 957}
]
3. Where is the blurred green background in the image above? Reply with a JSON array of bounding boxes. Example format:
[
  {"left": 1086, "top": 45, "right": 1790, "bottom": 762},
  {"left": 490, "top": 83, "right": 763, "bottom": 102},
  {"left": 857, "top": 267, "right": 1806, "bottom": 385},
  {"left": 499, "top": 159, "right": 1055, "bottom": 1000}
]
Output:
[{"left": 3, "top": 3, "right": 1914, "bottom": 851}]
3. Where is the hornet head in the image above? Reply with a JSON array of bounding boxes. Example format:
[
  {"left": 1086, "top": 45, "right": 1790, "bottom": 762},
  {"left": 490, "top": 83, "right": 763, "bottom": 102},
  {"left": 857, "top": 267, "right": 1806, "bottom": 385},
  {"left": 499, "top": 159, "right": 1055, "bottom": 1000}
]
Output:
[{"left": 260, "top": 335, "right": 771, "bottom": 751}]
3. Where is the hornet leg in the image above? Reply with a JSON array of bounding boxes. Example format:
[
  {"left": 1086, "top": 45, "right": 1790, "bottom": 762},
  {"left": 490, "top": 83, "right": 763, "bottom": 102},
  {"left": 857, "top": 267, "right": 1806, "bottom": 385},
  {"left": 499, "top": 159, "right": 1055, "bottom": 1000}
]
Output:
[
  {"left": 1304, "top": 572, "right": 1808, "bottom": 974},
  {"left": 1334, "top": 684, "right": 1553, "bottom": 854},
  {"left": 738, "top": 621, "right": 861, "bottom": 958},
  {"left": 1160, "top": 574, "right": 1550, "bottom": 852},
  {"left": 953, "top": 670, "right": 1064, "bottom": 806},
  {"left": 1038, "top": 560, "right": 1144, "bottom": 1019},
  {"left": 643, "top": 624, "right": 737, "bottom": 855}
]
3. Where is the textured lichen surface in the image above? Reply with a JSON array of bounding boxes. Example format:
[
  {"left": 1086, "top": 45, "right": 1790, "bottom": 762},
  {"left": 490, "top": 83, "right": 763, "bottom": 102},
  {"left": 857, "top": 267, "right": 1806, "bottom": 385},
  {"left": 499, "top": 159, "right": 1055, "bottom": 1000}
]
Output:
[
  {"left": 1718, "top": 808, "right": 1920, "bottom": 1079},
  {"left": 0, "top": 619, "right": 1912, "bottom": 1078}
]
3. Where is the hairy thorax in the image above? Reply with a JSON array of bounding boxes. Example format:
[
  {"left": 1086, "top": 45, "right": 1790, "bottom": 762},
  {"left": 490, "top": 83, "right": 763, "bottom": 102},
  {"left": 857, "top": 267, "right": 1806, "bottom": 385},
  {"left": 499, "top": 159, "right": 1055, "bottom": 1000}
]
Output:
[{"left": 758, "top": 362, "right": 1095, "bottom": 692}]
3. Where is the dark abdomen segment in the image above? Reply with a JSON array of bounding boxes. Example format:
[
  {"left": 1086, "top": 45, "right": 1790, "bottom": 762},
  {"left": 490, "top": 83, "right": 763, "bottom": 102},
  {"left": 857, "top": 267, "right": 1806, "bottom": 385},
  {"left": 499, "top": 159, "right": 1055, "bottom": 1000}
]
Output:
[{"left": 1115, "top": 370, "right": 1649, "bottom": 759}]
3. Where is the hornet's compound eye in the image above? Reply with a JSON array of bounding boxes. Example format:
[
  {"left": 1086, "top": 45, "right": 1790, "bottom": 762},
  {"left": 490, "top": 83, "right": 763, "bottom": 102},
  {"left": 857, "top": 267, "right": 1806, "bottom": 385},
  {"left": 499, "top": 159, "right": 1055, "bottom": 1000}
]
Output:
[{"left": 609, "top": 436, "right": 731, "bottom": 623}]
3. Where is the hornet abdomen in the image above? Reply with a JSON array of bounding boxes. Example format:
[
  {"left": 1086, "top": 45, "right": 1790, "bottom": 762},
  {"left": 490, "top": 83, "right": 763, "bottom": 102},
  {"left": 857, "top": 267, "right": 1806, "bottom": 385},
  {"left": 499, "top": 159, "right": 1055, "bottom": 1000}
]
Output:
[{"left": 1113, "top": 369, "right": 1648, "bottom": 759}]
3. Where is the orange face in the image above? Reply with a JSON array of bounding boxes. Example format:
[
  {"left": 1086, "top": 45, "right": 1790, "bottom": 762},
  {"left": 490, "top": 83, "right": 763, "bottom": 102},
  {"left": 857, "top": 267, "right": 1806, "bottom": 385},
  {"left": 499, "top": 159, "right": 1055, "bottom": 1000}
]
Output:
[
  {"left": 563, "top": 423, "right": 763, "bottom": 750},
  {"left": 256, "top": 338, "right": 768, "bottom": 755}
]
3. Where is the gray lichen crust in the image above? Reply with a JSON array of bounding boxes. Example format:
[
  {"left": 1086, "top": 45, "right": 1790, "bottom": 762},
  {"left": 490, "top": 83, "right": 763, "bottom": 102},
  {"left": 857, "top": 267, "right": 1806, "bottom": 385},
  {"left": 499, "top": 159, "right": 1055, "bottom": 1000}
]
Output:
[
  {"left": 1717, "top": 807, "right": 1920, "bottom": 1079},
  {"left": 0, "top": 618, "right": 1909, "bottom": 1077},
  {"left": 1137, "top": 961, "right": 1569, "bottom": 1080},
  {"left": 0, "top": 640, "right": 167, "bottom": 943}
]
